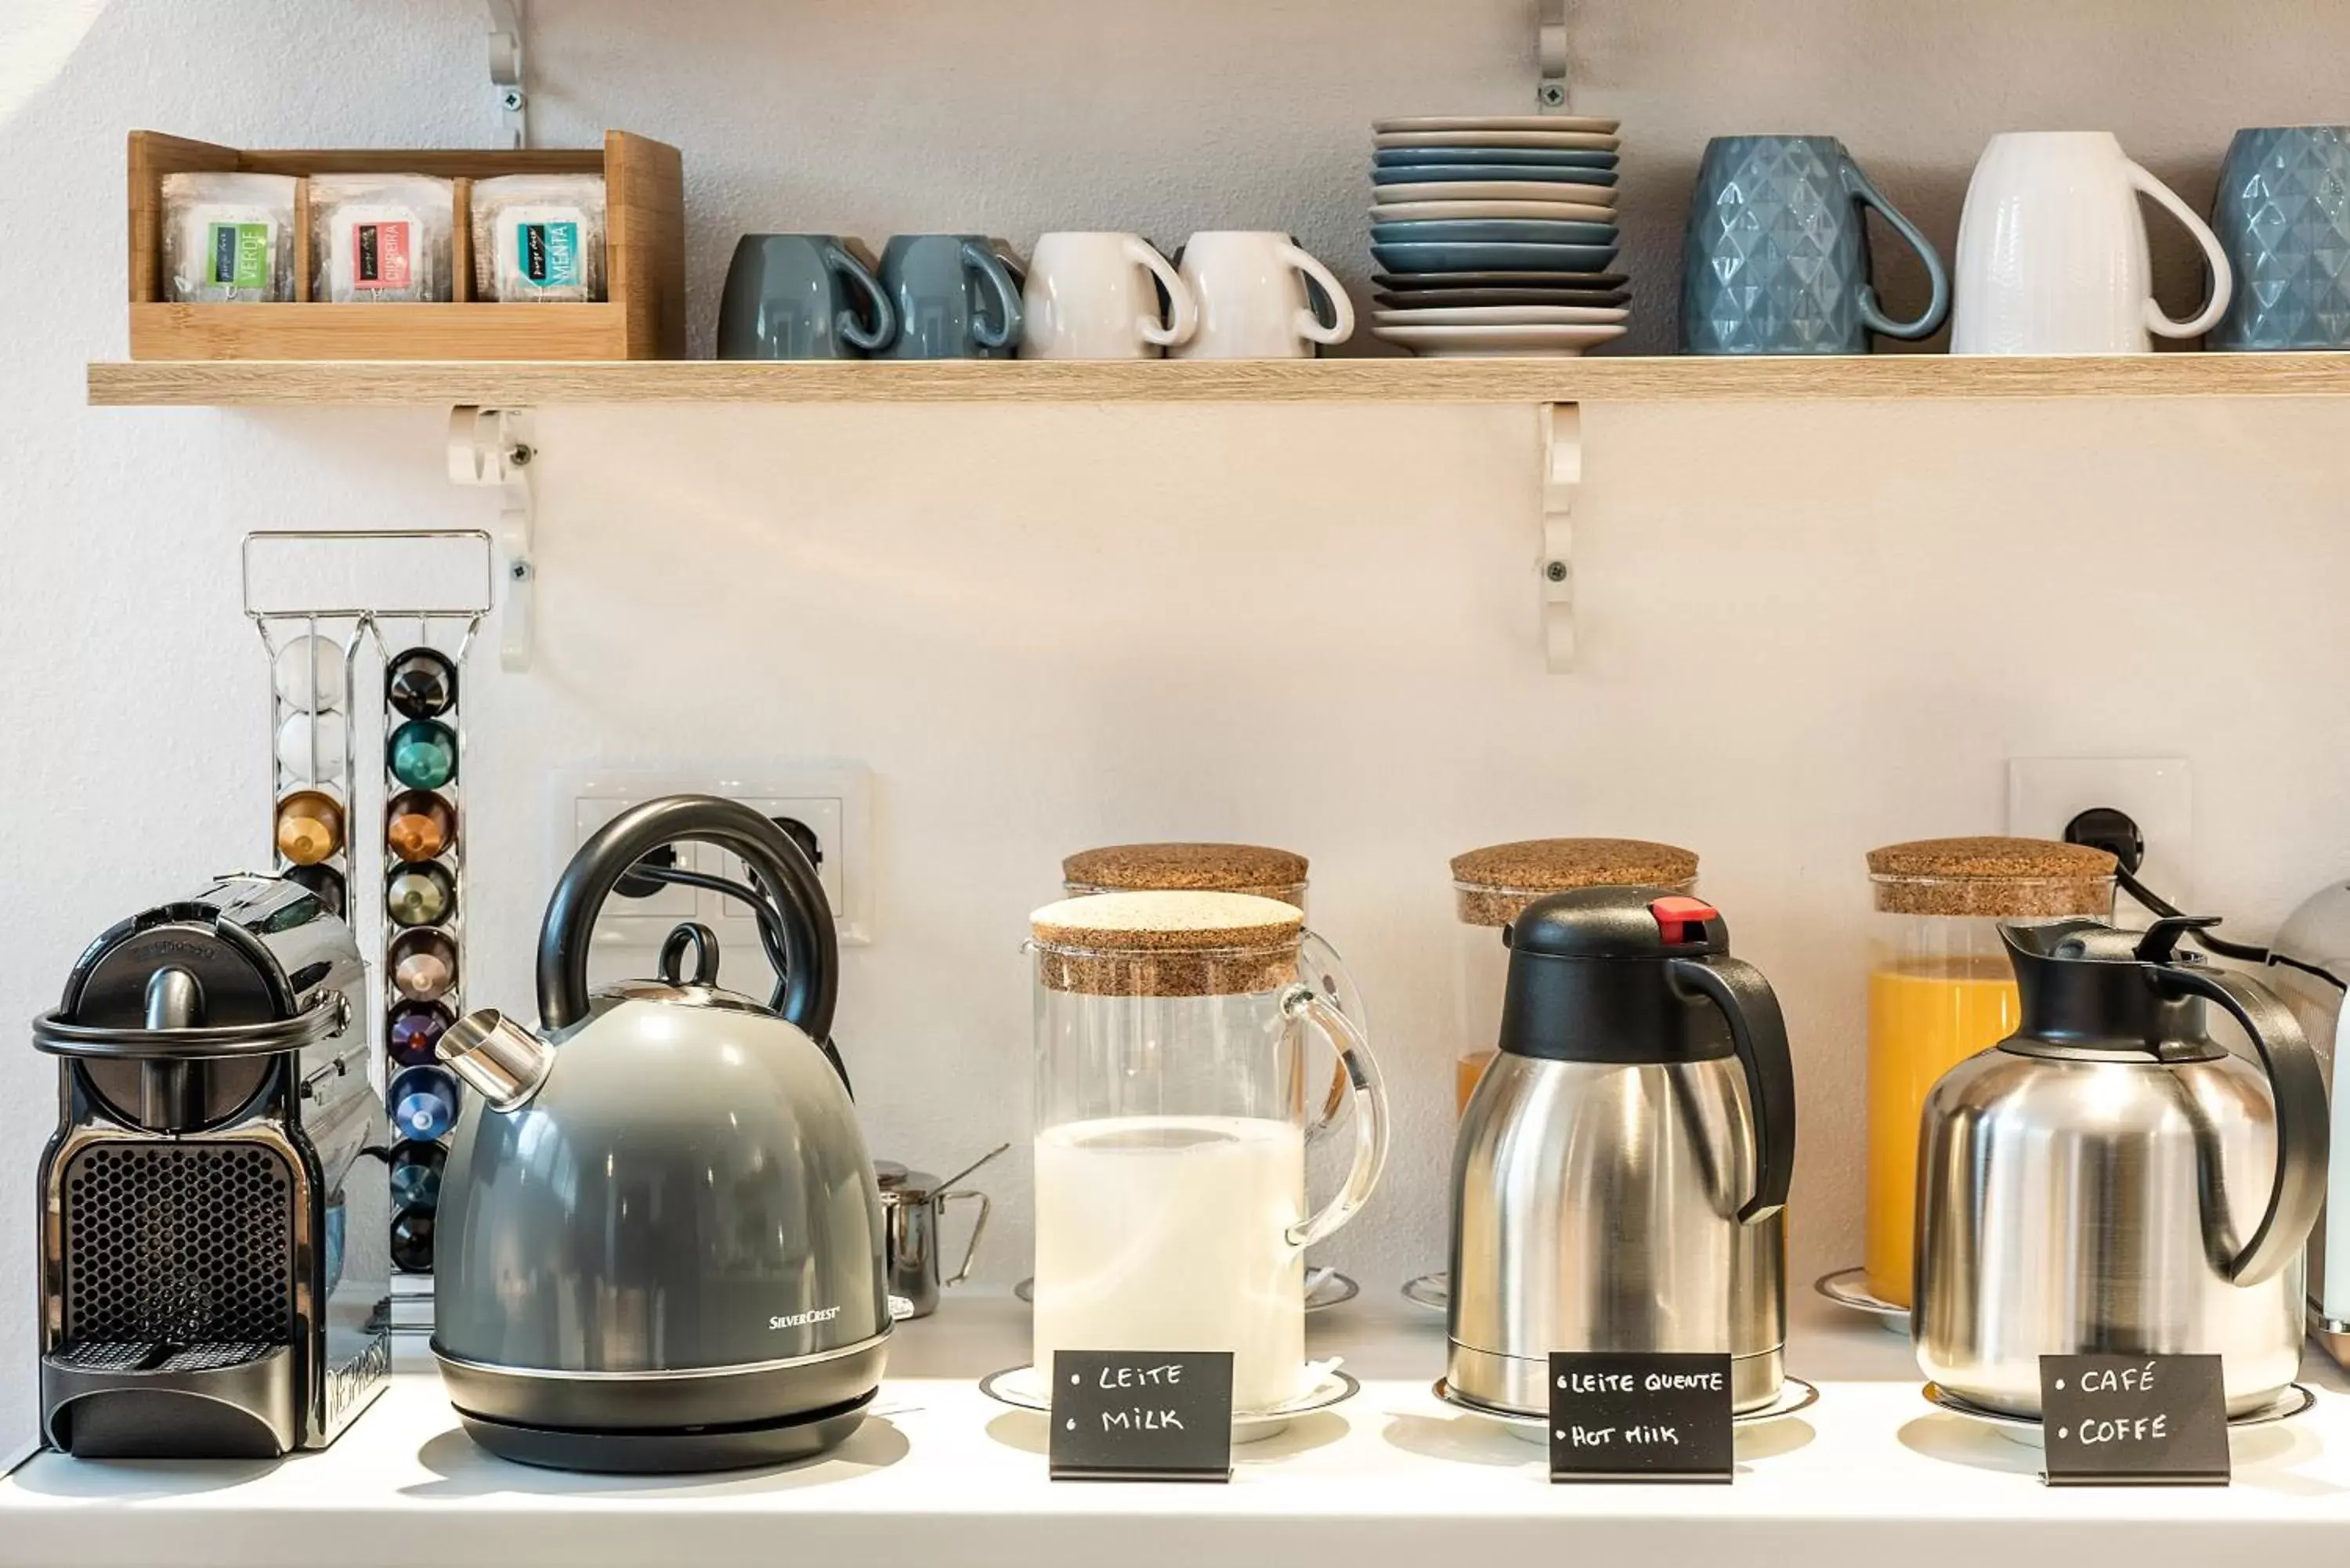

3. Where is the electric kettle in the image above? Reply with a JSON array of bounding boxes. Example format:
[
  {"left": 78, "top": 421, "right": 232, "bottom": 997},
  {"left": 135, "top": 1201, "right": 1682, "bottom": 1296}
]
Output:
[
  {"left": 430, "top": 796, "right": 890, "bottom": 1472},
  {"left": 1447, "top": 888, "right": 1797, "bottom": 1415},
  {"left": 1914, "top": 916, "right": 2329, "bottom": 1418}
]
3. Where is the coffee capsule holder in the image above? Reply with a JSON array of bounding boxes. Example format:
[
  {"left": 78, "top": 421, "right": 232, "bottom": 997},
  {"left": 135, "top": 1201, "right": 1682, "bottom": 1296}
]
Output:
[{"left": 244, "top": 529, "right": 494, "bottom": 1335}]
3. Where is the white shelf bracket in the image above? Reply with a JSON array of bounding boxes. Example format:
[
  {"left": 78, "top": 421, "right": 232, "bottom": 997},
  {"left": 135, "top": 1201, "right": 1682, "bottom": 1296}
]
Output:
[
  {"left": 486, "top": 0, "right": 527, "bottom": 149},
  {"left": 1538, "top": 0, "right": 1569, "bottom": 110},
  {"left": 1540, "top": 403, "right": 1580, "bottom": 672},
  {"left": 446, "top": 405, "right": 537, "bottom": 672}
]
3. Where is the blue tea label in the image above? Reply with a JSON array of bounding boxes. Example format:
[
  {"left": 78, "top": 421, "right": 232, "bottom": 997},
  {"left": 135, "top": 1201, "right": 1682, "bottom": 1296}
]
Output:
[{"left": 518, "top": 221, "right": 581, "bottom": 287}]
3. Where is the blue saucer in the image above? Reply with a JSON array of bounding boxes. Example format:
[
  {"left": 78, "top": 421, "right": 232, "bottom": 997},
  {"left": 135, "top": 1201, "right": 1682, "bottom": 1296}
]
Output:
[
  {"left": 1373, "top": 146, "right": 1620, "bottom": 169},
  {"left": 1371, "top": 240, "right": 1622, "bottom": 273},
  {"left": 1373, "top": 164, "right": 1620, "bottom": 187},
  {"left": 1371, "top": 219, "right": 1618, "bottom": 246}
]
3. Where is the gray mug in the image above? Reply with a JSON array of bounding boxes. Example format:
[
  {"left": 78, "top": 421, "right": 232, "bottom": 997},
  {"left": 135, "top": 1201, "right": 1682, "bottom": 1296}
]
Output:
[
  {"left": 878, "top": 234, "right": 1024, "bottom": 359},
  {"left": 717, "top": 233, "right": 897, "bottom": 359},
  {"left": 1681, "top": 135, "right": 1949, "bottom": 355},
  {"left": 2211, "top": 126, "right": 2350, "bottom": 351}
]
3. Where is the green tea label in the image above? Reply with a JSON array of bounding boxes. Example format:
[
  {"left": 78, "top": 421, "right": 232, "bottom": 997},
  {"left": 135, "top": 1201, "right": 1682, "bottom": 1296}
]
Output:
[
  {"left": 209, "top": 221, "right": 269, "bottom": 289},
  {"left": 518, "top": 220, "right": 581, "bottom": 287}
]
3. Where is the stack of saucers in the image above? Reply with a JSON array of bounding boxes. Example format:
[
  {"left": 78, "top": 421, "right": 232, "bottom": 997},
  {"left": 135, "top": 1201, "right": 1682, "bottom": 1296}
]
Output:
[{"left": 1368, "top": 115, "right": 1627, "bottom": 356}]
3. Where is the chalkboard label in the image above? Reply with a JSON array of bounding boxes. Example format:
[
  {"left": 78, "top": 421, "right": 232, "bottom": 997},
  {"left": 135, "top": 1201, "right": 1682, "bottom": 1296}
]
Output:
[
  {"left": 2038, "top": 1353, "right": 2229, "bottom": 1487},
  {"left": 1047, "top": 1350, "right": 1234, "bottom": 1482},
  {"left": 1548, "top": 1351, "right": 1735, "bottom": 1483}
]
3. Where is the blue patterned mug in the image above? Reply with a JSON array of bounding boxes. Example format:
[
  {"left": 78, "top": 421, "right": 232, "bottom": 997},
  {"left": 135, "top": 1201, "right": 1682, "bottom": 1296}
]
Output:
[
  {"left": 1681, "top": 135, "right": 1949, "bottom": 355},
  {"left": 2211, "top": 126, "right": 2350, "bottom": 351}
]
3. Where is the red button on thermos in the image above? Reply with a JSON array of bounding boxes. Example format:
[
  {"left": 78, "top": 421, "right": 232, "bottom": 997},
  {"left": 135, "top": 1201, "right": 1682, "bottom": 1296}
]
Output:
[{"left": 1649, "top": 895, "right": 1719, "bottom": 945}]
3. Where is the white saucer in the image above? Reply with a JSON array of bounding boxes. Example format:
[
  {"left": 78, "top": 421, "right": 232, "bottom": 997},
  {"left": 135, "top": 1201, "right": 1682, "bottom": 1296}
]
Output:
[
  {"left": 1813, "top": 1266, "right": 1911, "bottom": 1335},
  {"left": 1375, "top": 305, "right": 1629, "bottom": 327},
  {"left": 1014, "top": 1270, "right": 1359, "bottom": 1313},
  {"left": 1375, "top": 180, "right": 1618, "bottom": 206},
  {"left": 1434, "top": 1376, "right": 1822, "bottom": 1445},
  {"left": 1372, "top": 199, "right": 1618, "bottom": 223},
  {"left": 1402, "top": 1272, "right": 1448, "bottom": 1311},
  {"left": 1373, "top": 321, "right": 1629, "bottom": 357},
  {"left": 1376, "top": 115, "right": 1622, "bottom": 135},
  {"left": 981, "top": 1363, "right": 1360, "bottom": 1443},
  {"left": 1921, "top": 1381, "right": 2316, "bottom": 1448},
  {"left": 1377, "top": 130, "right": 1623, "bottom": 151}
]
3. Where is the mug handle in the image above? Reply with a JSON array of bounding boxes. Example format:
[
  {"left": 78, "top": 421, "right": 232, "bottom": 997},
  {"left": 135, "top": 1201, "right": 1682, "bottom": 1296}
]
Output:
[
  {"left": 1281, "top": 980, "right": 1389, "bottom": 1251},
  {"left": 938, "top": 1187, "right": 993, "bottom": 1287},
  {"left": 1276, "top": 240, "right": 1356, "bottom": 346},
  {"left": 1123, "top": 235, "right": 1199, "bottom": 349},
  {"left": 1840, "top": 159, "right": 1950, "bottom": 341},
  {"left": 824, "top": 243, "right": 899, "bottom": 354},
  {"left": 2124, "top": 161, "right": 2235, "bottom": 339},
  {"left": 958, "top": 239, "right": 1025, "bottom": 352}
]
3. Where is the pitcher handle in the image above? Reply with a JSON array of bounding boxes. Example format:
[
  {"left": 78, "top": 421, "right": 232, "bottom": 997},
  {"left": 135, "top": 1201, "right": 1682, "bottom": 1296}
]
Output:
[
  {"left": 1276, "top": 240, "right": 1356, "bottom": 346},
  {"left": 2124, "top": 160, "right": 2234, "bottom": 339},
  {"left": 1281, "top": 981, "right": 1388, "bottom": 1250},
  {"left": 1841, "top": 158, "right": 1950, "bottom": 341},
  {"left": 2155, "top": 964, "right": 2329, "bottom": 1286},
  {"left": 1299, "top": 929, "right": 1362, "bottom": 1143},
  {"left": 938, "top": 1188, "right": 993, "bottom": 1287},
  {"left": 1668, "top": 952, "right": 1797, "bottom": 1223}
]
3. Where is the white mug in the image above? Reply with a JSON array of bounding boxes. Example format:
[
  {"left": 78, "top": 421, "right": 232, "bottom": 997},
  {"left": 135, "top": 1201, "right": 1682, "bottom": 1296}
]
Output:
[
  {"left": 1952, "top": 131, "right": 2232, "bottom": 355},
  {"left": 1019, "top": 232, "right": 1198, "bottom": 359},
  {"left": 1172, "top": 231, "right": 1354, "bottom": 359}
]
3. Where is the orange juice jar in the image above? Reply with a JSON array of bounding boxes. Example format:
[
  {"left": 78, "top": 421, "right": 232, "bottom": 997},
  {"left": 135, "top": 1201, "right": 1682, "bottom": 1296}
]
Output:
[
  {"left": 1450, "top": 839, "right": 1700, "bottom": 1114},
  {"left": 1861, "top": 837, "right": 2116, "bottom": 1309}
]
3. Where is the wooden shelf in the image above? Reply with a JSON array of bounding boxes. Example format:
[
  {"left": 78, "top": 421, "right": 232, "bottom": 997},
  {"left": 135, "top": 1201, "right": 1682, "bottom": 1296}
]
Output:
[{"left": 84, "top": 352, "right": 2350, "bottom": 407}]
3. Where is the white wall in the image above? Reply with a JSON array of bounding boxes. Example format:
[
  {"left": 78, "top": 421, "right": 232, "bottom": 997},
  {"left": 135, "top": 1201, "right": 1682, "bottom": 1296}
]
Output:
[{"left": 6, "top": 0, "right": 2350, "bottom": 1457}]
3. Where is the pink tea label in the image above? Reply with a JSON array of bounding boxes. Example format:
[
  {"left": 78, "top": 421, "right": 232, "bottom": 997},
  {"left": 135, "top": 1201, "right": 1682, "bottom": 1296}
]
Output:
[{"left": 354, "top": 220, "right": 412, "bottom": 289}]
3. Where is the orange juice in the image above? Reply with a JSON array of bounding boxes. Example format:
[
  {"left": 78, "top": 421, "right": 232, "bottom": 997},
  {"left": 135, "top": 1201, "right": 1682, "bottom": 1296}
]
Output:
[
  {"left": 1864, "top": 959, "right": 2019, "bottom": 1306},
  {"left": 1455, "top": 1050, "right": 1497, "bottom": 1114}
]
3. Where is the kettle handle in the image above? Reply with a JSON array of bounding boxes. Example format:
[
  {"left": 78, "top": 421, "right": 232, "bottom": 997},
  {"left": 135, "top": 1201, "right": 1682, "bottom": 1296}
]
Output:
[
  {"left": 537, "top": 795, "right": 838, "bottom": 1042},
  {"left": 1669, "top": 954, "right": 1797, "bottom": 1224},
  {"left": 2153, "top": 963, "right": 2330, "bottom": 1287}
]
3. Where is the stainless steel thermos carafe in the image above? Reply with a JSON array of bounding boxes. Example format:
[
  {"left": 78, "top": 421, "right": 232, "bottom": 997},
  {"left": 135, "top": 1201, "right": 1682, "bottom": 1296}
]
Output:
[
  {"left": 1914, "top": 916, "right": 2329, "bottom": 1417},
  {"left": 1447, "top": 888, "right": 1798, "bottom": 1414}
]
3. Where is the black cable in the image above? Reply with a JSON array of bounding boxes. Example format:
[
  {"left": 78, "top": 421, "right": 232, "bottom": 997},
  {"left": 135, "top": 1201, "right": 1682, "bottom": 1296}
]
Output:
[
  {"left": 624, "top": 862, "right": 856, "bottom": 1093},
  {"left": 2113, "top": 865, "right": 2275, "bottom": 963}
]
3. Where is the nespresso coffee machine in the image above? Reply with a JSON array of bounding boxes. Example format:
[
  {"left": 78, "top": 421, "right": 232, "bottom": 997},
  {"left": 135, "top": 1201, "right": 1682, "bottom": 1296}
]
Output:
[{"left": 33, "top": 874, "right": 389, "bottom": 1457}]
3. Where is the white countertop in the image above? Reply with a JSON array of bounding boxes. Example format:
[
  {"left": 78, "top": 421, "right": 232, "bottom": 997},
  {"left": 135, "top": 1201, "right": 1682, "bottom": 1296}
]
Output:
[{"left": 6, "top": 1289, "right": 2348, "bottom": 1568}]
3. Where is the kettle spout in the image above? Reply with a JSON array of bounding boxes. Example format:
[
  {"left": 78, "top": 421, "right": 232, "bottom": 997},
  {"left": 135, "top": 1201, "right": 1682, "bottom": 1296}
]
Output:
[{"left": 439, "top": 1009, "right": 555, "bottom": 1112}]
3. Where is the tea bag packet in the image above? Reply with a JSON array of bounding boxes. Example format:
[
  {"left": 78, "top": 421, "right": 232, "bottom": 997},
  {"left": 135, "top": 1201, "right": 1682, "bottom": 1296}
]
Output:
[
  {"left": 161, "top": 172, "right": 295, "bottom": 302},
  {"left": 472, "top": 174, "right": 607, "bottom": 302},
  {"left": 309, "top": 175, "right": 454, "bottom": 302}
]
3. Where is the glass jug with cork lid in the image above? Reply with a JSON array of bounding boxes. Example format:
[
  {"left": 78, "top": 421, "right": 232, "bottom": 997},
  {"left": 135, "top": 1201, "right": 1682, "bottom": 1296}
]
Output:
[
  {"left": 1027, "top": 891, "right": 1389, "bottom": 1414},
  {"left": 1449, "top": 839, "right": 1700, "bottom": 1113},
  {"left": 1853, "top": 836, "right": 2116, "bottom": 1313}
]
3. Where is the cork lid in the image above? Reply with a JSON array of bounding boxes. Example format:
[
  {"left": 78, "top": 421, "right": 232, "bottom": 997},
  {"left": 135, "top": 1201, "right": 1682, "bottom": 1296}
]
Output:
[
  {"left": 1449, "top": 838, "right": 1699, "bottom": 927},
  {"left": 1062, "top": 842, "right": 1309, "bottom": 906},
  {"left": 1867, "top": 836, "right": 2117, "bottom": 916},
  {"left": 1030, "top": 891, "right": 1304, "bottom": 996}
]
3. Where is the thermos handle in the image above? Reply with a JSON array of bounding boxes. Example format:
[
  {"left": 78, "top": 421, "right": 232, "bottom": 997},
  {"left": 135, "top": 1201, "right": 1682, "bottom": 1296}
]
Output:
[
  {"left": 2153, "top": 963, "right": 2330, "bottom": 1286},
  {"left": 1281, "top": 983, "right": 1390, "bottom": 1251},
  {"left": 1668, "top": 954, "right": 1797, "bottom": 1223},
  {"left": 537, "top": 795, "right": 838, "bottom": 1042}
]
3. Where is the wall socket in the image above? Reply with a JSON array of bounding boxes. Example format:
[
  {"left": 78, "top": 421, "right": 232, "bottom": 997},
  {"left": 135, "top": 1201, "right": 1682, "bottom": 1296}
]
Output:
[
  {"left": 2006, "top": 757, "right": 2193, "bottom": 914},
  {"left": 550, "top": 762, "right": 875, "bottom": 960}
]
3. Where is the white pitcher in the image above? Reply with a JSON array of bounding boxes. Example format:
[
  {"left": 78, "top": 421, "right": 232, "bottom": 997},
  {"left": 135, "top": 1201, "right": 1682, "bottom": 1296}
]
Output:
[{"left": 1952, "top": 132, "right": 2231, "bottom": 355}]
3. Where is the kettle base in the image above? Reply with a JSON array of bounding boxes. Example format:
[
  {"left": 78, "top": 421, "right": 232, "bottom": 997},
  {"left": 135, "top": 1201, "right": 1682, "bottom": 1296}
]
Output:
[{"left": 453, "top": 1388, "right": 876, "bottom": 1474}]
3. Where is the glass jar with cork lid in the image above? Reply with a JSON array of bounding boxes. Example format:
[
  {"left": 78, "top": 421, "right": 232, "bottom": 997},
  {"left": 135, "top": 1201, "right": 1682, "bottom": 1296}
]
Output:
[
  {"left": 1448, "top": 839, "right": 1701, "bottom": 1113},
  {"left": 1838, "top": 836, "right": 2117, "bottom": 1319},
  {"left": 1025, "top": 891, "right": 1389, "bottom": 1416}
]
